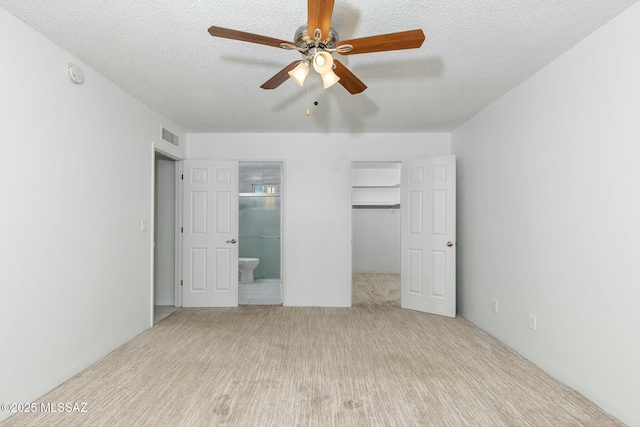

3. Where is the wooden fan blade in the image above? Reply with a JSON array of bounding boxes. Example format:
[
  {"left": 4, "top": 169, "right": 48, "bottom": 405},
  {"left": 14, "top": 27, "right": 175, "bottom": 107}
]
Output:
[
  {"left": 308, "top": 0, "right": 335, "bottom": 39},
  {"left": 208, "top": 26, "right": 290, "bottom": 48},
  {"left": 339, "top": 29, "right": 425, "bottom": 55},
  {"left": 260, "top": 61, "right": 300, "bottom": 90},
  {"left": 333, "top": 60, "right": 367, "bottom": 94}
]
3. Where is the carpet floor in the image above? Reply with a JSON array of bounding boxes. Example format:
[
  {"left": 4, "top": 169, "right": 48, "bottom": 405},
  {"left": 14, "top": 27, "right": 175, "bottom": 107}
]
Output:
[
  {"left": 352, "top": 273, "right": 400, "bottom": 306},
  {"left": 2, "top": 275, "right": 623, "bottom": 426}
]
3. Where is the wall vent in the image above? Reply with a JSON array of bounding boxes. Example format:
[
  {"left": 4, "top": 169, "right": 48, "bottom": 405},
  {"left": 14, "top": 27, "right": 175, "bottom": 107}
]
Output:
[{"left": 162, "top": 128, "right": 180, "bottom": 147}]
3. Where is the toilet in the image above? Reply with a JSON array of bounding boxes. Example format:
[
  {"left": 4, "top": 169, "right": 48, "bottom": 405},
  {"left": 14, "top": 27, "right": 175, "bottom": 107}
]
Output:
[{"left": 238, "top": 257, "right": 260, "bottom": 284}]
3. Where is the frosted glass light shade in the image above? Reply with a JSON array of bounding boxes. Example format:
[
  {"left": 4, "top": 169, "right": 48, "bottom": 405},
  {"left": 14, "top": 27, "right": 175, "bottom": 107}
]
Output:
[
  {"left": 313, "top": 52, "right": 334, "bottom": 74},
  {"left": 321, "top": 70, "right": 340, "bottom": 89},
  {"left": 288, "top": 62, "right": 310, "bottom": 86}
]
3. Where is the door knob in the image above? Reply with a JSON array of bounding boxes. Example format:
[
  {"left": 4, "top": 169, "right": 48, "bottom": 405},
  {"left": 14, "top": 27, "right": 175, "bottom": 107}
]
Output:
[
  {"left": 226, "top": 239, "right": 237, "bottom": 244},
  {"left": 447, "top": 241, "right": 453, "bottom": 247}
]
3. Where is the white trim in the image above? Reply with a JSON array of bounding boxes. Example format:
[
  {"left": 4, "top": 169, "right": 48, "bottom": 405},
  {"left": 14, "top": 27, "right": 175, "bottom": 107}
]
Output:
[
  {"left": 149, "top": 143, "right": 157, "bottom": 327},
  {"left": 154, "top": 133, "right": 184, "bottom": 160},
  {"left": 154, "top": 299, "right": 175, "bottom": 306},
  {"left": 174, "top": 160, "right": 183, "bottom": 307},
  {"left": 347, "top": 159, "right": 353, "bottom": 307},
  {"left": 280, "top": 160, "right": 287, "bottom": 306}
]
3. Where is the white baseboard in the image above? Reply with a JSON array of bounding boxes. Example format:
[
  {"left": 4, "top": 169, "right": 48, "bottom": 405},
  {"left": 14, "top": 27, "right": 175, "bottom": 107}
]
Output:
[{"left": 154, "top": 299, "right": 175, "bottom": 306}]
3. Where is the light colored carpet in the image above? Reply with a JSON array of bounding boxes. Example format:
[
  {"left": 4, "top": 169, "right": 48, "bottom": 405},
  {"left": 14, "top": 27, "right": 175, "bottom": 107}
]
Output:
[
  {"left": 3, "top": 277, "right": 623, "bottom": 426},
  {"left": 352, "top": 273, "right": 400, "bottom": 306},
  {"left": 154, "top": 305, "right": 179, "bottom": 324}
]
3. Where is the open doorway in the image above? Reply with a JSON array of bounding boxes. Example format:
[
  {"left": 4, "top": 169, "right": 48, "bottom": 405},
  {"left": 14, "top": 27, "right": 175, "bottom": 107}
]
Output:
[
  {"left": 350, "top": 156, "right": 457, "bottom": 317},
  {"left": 238, "top": 162, "right": 283, "bottom": 305},
  {"left": 153, "top": 152, "right": 179, "bottom": 323},
  {"left": 351, "top": 161, "right": 402, "bottom": 306}
]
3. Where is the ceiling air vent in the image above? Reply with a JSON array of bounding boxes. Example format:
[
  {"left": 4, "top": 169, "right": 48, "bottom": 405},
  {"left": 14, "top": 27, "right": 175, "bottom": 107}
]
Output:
[{"left": 162, "top": 128, "right": 179, "bottom": 147}]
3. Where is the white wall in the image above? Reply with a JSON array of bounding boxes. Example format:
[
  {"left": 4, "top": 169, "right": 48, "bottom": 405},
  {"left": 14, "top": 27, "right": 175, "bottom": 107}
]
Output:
[
  {"left": 452, "top": 3, "right": 640, "bottom": 426},
  {"left": 0, "top": 7, "right": 185, "bottom": 422},
  {"left": 187, "top": 133, "right": 450, "bottom": 306},
  {"left": 154, "top": 156, "right": 176, "bottom": 305},
  {"left": 352, "top": 208, "right": 401, "bottom": 273}
]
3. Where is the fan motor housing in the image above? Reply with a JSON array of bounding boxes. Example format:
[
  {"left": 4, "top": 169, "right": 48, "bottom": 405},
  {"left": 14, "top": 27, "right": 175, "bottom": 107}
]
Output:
[{"left": 294, "top": 25, "right": 339, "bottom": 51}]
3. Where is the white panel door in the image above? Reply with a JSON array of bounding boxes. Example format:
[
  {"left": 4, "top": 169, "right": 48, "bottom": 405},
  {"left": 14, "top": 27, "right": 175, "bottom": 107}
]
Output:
[
  {"left": 182, "top": 161, "right": 239, "bottom": 307},
  {"left": 401, "top": 155, "right": 456, "bottom": 317}
]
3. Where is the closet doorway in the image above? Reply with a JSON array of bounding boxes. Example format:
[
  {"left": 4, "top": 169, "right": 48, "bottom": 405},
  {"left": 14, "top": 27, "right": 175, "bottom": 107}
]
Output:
[
  {"left": 351, "top": 161, "right": 402, "bottom": 306},
  {"left": 350, "top": 156, "right": 457, "bottom": 317}
]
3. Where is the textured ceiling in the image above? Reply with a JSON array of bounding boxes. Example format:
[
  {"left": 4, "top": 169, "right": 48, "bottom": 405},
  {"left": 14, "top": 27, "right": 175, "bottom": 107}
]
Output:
[{"left": 1, "top": 0, "right": 637, "bottom": 133}]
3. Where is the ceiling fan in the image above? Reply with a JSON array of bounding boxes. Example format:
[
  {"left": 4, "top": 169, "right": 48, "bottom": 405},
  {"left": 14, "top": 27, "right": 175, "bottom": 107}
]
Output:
[{"left": 208, "top": 0, "right": 425, "bottom": 95}]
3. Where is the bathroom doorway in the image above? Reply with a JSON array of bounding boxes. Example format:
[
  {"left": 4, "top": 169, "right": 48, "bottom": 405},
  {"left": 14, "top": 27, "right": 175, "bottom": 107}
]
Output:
[
  {"left": 350, "top": 161, "right": 402, "bottom": 307},
  {"left": 238, "top": 162, "right": 283, "bottom": 305}
]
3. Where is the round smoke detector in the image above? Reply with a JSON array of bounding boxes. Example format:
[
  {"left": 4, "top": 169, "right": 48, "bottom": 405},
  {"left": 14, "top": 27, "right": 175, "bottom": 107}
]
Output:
[{"left": 68, "top": 64, "right": 85, "bottom": 84}]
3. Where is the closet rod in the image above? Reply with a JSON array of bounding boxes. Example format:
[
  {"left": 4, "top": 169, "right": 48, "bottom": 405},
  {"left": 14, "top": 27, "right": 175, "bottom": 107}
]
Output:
[{"left": 352, "top": 204, "right": 400, "bottom": 209}]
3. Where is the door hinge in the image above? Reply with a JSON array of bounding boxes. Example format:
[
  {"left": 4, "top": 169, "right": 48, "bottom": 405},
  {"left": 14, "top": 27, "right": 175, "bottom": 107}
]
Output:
[
  {"left": 180, "top": 280, "right": 183, "bottom": 287},
  {"left": 280, "top": 176, "right": 284, "bottom": 182},
  {"left": 280, "top": 278, "right": 283, "bottom": 284},
  {"left": 180, "top": 227, "right": 183, "bottom": 233}
]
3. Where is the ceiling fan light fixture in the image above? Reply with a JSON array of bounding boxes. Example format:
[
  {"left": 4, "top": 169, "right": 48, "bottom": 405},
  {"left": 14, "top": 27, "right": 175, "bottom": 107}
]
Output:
[
  {"left": 312, "top": 51, "right": 334, "bottom": 74},
  {"left": 208, "top": 2, "right": 427, "bottom": 95},
  {"left": 288, "top": 61, "right": 310, "bottom": 86},
  {"left": 320, "top": 70, "right": 340, "bottom": 89}
]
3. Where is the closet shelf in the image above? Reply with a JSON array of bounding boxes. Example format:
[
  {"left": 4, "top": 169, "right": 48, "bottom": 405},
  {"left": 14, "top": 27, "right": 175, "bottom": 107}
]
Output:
[
  {"left": 352, "top": 187, "right": 400, "bottom": 206},
  {"left": 351, "top": 162, "right": 401, "bottom": 207},
  {"left": 352, "top": 184, "right": 400, "bottom": 189},
  {"left": 352, "top": 201, "right": 400, "bottom": 207}
]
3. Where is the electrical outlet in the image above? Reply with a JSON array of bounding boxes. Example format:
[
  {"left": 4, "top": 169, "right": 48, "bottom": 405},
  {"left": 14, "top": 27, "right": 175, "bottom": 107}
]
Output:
[
  {"left": 529, "top": 314, "right": 537, "bottom": 331},
  {"left": 492, "top": 299, "right": 498, "bottom": 314}
]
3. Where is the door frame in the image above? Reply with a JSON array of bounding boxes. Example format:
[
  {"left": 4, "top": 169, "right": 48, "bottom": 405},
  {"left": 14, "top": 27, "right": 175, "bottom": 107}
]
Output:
[
  {"left": 150, "top": 144, "right": 183, "bottom": 326},
  {"left": 348, "top": 157, "right": 457, "bottom": 315},
  {"left": 348, "top": 158, "right": 403, "bottom": 307},
  {"left": 237, "top": 159, "right": 287, "bottom": 305}
]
